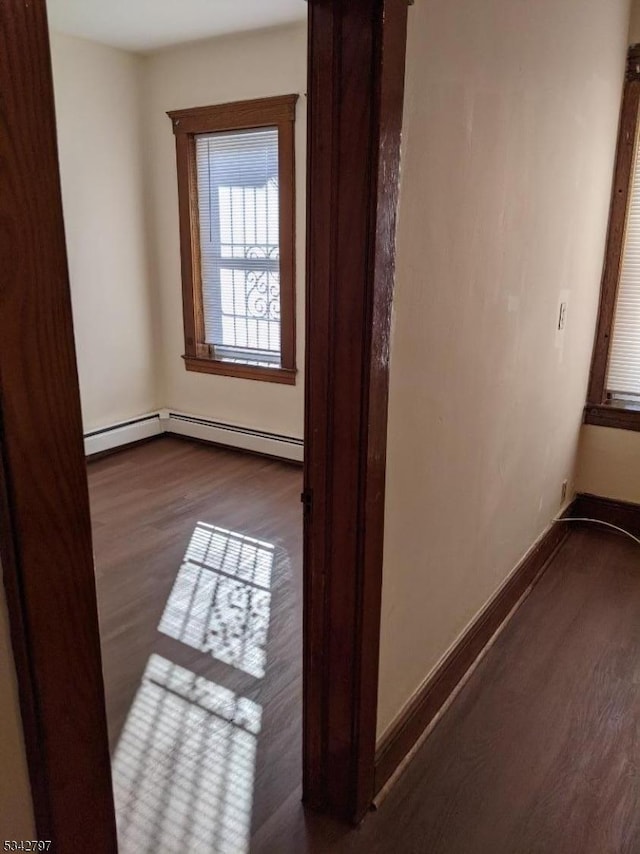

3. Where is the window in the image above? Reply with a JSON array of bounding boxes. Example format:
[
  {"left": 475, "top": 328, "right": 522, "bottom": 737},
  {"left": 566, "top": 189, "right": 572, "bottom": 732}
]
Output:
[
  {"left": 587, "top": 46, "right": 640, "bottom": 430},
  {"left": 169, "top": 95, "right": 298, "bottom": 383}
]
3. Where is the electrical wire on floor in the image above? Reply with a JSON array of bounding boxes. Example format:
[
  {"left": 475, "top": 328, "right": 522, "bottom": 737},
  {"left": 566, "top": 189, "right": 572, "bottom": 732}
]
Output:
[{"left": 554, "top": 516, "right": 640, "bottom": 547}]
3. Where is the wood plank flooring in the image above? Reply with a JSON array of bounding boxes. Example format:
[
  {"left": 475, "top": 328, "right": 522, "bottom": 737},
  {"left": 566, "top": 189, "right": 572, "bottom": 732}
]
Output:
[
  {"left": 90, "top": 441, "right": 640, "bottom": 853},
  {"left": 88, "top": 436, "right": 303, "bottom": 852},
  {"left": 257, "top": 525, "right": 640, "bottom": 854}
]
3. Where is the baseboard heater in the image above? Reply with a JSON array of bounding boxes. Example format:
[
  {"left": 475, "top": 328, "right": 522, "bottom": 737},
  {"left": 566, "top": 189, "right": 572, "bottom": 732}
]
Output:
[
  {"left": 84, "top": 413, "right": 163, "bottom": 457},
  {"left": 84, "top": 410, "right": 304, "bottom": 463}
]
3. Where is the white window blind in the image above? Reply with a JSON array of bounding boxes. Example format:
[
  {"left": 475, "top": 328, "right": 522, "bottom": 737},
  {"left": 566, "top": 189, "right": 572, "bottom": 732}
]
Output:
[
  {"left": 606, "top": 115, "right": 640, "bottom": 403},
  {"left": 195, "top": 127, "right": 281, "bottom": 366}
]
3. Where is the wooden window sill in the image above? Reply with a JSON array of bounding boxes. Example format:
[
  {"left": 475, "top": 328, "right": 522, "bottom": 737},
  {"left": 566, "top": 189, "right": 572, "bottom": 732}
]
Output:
[
  {"left": 183, "top": 355, "right": 296, "bottom": 385},
  {"left": 584, "top": 402, "right": 640, "bottom": 432}
]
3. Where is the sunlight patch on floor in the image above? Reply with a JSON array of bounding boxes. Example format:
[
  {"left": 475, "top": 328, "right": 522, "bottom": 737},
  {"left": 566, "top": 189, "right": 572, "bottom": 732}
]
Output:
[
  {"left": 158, "top": 522, "right": 275, "bottom": 678},
  {"left": 112, "top": 654, "right": 261, "bottom": 854}
]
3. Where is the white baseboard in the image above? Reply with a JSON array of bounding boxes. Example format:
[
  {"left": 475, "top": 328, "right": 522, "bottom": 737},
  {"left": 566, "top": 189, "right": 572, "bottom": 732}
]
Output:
[
  {"left": 162, "top": 410, "right": 304, "bottom": 463},
  {"left": 84, "top": 413, "right": 163, "bottom": 457},
  {"left": 85, "top": 410, "right": 304, "bottom": 463}
]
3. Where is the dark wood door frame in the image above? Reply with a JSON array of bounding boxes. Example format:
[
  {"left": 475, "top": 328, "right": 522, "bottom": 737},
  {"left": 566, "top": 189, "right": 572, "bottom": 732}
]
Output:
[
  {"left": 0, "top": 0, "right": 117, "bottom": 847},
  {"left": 303, "top": 0, "right": 409, "bottom": 824},
  {"left": 0, "top": 0, "right": 409, "bottom": 842}
]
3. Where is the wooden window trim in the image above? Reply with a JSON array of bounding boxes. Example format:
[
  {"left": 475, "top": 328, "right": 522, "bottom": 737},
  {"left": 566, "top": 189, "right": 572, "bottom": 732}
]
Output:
[
  {"left": 584, "top": 402, "right": 640, "bottom": 431},
  {"left": 585, "top": 46, "right": 640, "bottom": 430},
  {"left": 183, "top": 357, "right": 296, "bottom": 384},
  {"left": 168, "top": 95, "right": 298, "bottom": 384}
]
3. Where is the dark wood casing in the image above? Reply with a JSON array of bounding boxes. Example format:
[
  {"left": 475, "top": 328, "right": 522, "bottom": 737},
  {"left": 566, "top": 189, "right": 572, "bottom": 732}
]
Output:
[
  {"left": 303, "top": 0, "right": 409, "bottom": 823},
  {"left": 0, "top": 0, "right": 116, "bottom": 846}
]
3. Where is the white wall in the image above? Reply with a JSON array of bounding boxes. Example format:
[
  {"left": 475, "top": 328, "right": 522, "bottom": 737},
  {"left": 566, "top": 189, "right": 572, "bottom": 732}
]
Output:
[
  {"left": 143, "top": 23, "right": 307, "bottom": 438},
  {"left": 576, "top": 425, "right": 640, "bottom": 502},
  {"left": 377, "top": 0, "right": 631, "bottom": 740},
  {"left": 50, "top": 23, "right": 307, "bottom": 438},
  {"left": 0, "top": 569, "right": 35, "bottom": 838},
  {"left": 51, "top": 32, "right": 158, "bottom": 432}
]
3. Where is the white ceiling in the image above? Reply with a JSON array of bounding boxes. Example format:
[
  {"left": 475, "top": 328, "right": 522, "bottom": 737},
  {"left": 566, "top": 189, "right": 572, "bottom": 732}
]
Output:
[{"left": 47, "top": 0, "right": 307, "bottom": 53}]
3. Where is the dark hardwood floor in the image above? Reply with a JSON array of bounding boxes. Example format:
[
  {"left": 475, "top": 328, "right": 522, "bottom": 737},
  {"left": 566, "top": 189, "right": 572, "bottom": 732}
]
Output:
[
  {"left": 90, "top": 441, "right": 640, "bottom": 853},
  {"left": 259, "top": 525, "right": 640, "bottom": 854},
  {"left": 88, "top": 436, "right": 303, "bottom": 852}
]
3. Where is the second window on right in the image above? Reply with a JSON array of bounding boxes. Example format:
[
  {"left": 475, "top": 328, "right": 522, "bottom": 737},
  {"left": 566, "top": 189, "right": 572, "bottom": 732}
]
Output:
[{"left": 588, "top": 46, "right": 640, "bottom": 423}]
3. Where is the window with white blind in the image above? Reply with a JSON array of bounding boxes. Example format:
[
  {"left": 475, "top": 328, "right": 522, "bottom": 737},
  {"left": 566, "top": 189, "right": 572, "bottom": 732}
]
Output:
[
  {"left": 605, "top": 111, "right": 640, "bottom": 404},
  {"left": 196, "top": 128, "right": 281, "bottom": 366},
  {"left": 169, "top": 96, "right": 297, "bottom": 384},
  {"left": 587, "top": 50, "right": 640, "bottom": 428}
]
